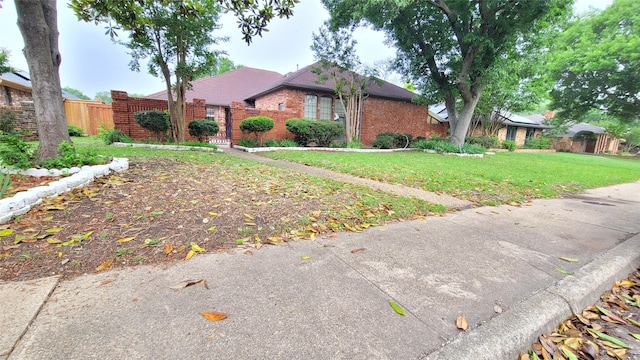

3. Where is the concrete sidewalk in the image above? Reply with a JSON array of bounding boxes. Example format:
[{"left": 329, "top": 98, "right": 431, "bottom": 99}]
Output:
[{"left": 1, "top": 179, "right": 638, "bottom": 359}]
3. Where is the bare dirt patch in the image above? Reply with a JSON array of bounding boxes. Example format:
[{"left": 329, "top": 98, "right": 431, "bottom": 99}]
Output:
[{"left": 0, "top": 156, "right": 442, "bottom": 281}]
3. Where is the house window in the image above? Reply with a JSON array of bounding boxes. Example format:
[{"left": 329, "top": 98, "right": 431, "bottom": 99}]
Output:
[
  {"left": 205, "top": 107, "right": 215, "bottom": 120},
  {"left": 278, "top": 102, "right": 284, "bottom": 111},
  {"left": 526, "top": 127, "right": 536, "bottom": 140},
  {"left": 506, "top": 126, "right": 517, "bottom": 141},
  {"left": 319, "top": 96, "right": 333, "bottom": 120},
  {"left": 335, "top": 100, "right": 345, "bottom": 120},
  {"left": 304, "top": 94, "right": 317, "bottom": 119}
]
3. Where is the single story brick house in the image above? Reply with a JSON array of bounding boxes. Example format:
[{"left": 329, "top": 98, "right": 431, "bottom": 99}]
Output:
[
  {"left": 144, "top": 63, "right": 446, "bottom": 146},
  {"left": 430, "top": 104, "right": 552, "bottom": 146},
  {"left": 554, "top": 122, "right": 620, "bottom": 153}
]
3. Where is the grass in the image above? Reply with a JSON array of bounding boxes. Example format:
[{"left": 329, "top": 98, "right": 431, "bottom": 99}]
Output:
[{"left": 262, "top": 151, "right": 640, "bottom": 205}]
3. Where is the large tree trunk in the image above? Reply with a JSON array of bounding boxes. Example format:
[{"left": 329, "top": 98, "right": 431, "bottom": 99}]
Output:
[
  {"left": 449, "top": 95, "right": 481, "bottom": 146},
  {"left": 15, "top": 0, "right": 71, "bottom": 160}
]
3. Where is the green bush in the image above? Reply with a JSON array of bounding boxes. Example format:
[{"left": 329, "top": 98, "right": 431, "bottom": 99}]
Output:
[
  {"left": 0, "top": 109, "right": 17, "bottom": 134},
  {"left": 279, "top": 139, "right": 298, "bottom": 147},
  {"left": 523, "top": 136, "right": 552, "bottom": 149},
  {"left": 188, "top": 119, "right": 219, "bottom": 142},
  {"left": 502, "top": 140, "right": 517, "bottom": 152},
  {"left": 466, "top": 135, "right": 499, "bottom": 149},
  {"left": 38, "top": 141, "right": 102, "bottom": 169},
  {"left": 285, "top": 118, "right": 344, "bottom": 147},
  {"left": 98, "top": 128, "right": 132, "bottom": 145},
  {"left": 68, "top": 125, "right": 84, "bottom": 137},
  {"left": 0, "top": 134, "right": 35, "bottom": 169},
  {"left": 459, "top": 143, "right": 486, "bottom": 154},
  {"left": 239, "top": 116, "right": 274, "bottom": 145},
  {"left": 134, "top": 110, "right": 169, "bottom": 141},
  {"left": 373, "top": 132, "right": 413, "bottom": 149},
  {"left": 264, "top": 139, "right": 280, "bottom": 147},
  {"left": 237, "top": 138, "right": 259, "bottom": 148}
]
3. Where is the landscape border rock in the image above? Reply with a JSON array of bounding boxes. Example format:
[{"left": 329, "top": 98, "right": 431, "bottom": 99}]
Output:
[
  {"left": 112, "top": 142, "right": 223, "bottom": 152},
  {"left": 0, "top": 158, "right": 129, "bottom": 224}
]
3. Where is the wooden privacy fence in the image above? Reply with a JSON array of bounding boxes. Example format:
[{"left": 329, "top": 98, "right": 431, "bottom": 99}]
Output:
[{"left": 63, "top": 99, "right": 114, "bottom": 135}]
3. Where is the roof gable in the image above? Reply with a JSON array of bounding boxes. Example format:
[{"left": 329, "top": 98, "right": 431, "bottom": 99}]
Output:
[
  {"left": 246, "top": 62, "right": 417, "bottom": 102},
  {"left": 145, "top": 66, "right": 283, "bottom": 106}
]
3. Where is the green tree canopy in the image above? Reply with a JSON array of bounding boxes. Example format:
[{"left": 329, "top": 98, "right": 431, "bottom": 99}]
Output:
[
  {"left": 323, "top": 0, "right": 571, "bottom": 145},
  {"left": 94, "top": 91, "right": 112, "bottom": 104},
  {"left": 0, "top": 48, "right": 12, "bottom": 74},
  {"left": 548, "top": 0, "right": 640, "bottom": 123},
  {"left": 63, "top": 86, "right": 90, "bottom": 100}
]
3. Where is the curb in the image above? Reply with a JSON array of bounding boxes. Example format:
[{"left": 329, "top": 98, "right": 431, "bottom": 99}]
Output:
[{"left": 423, "top": 233, "right": 640, "bottom": 360}]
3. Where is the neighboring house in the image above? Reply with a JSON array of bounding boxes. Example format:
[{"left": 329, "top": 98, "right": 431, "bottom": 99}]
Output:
[
  {"left": 555, "top": 123, "right": 620, "bottom": 153},
  {"left": 142, "top": 63, "right": 446, "bottom": 146},
  {"left": 431, "top": 104, "right": 552, "bottom": 146},
  {"left": 0, "top": 70, "right": 79, "bottom": 105}
]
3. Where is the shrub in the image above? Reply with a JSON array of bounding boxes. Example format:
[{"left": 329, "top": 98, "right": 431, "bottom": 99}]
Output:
[
  {"left": 98, "top": 128, "right": 131, "bottom": 145},
  {"left": 68, "top": 125, "right": 84, "bottom": 137},
  {"left": 373, "top": 132, "right": 413, "bottom": 149},
  {"left": 0, "top": 109, "right": 17, "bottom": 134},
  {"left": 523, "top": 136, "right": 552, "bottom": 149},
  {"left": 465, "top": 135, "right": 499, "bottom": 149},
  {"left": 134, "top": 110, "right": 169, "bottom": 142},
  {"left": 279, "top": 139, "right": 298, "bottom": 147},
  {"left": 38, "top": 141, "right": 103, "bottom": 169},
  {"left": 188, "top": 119, "right": 219, "bottom": 142},
  {"left": 412, "top": 137, "right": 459, "bottom": 153},
  {"left": 285, "top": 118, "right": 344, "bottom": 147},
  {"left": 459, "top": 143, "right": 486, "bottom": 154},
  {"left": 0, "top": 133, "right": 35, "bottom": 169},
  {"left": 264, "top": 139, "right": 280, "bottom": 147},
  {"left": 502, "top": 140, "right": 517, "bottom": 152},
  {"left": 239, "top": 116, "right": 274, "bottom": 145},
  {"left": 237, "top": 138, "right": 258, "bottom": 148}
]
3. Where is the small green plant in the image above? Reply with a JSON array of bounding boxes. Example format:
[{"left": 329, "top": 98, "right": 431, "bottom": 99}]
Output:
[
  {"left": 133, "top": 255, "right": 145, "bottom": 263},
  {"left": 466, "top": 135, "right": 499, "bottom": 149},
  {"left": 346, "top": 139, "right": 363, "bottom": 149},
  {"left": 188, "top": 119, "right": 219, "bottom": 142},
  {"left": 523, "top": 136, "right": 552, "bottom": 149},
  {"left": 373, "top": 132, "right": 412, "bottom": 149},
  {"left": 279, "top": 139, "right": 298, "bottom": 147},
  {"left": 116, "top": 248, "right": 133, "bottom": 256},
  {"left": 239, "top": 116, "right": 274, "bottom": 145},
  {"left": 39, "top": 141, "right": 103, "bottom": 169},
  {"left": 285, "top": 118, "right": 344, "bottom": 147},
  {"left": 0, "top": 109, "right": 17, "bottom": 134},
  {"left": 98, "top": 128, "right": 131, "bottom": 145},
  {"left": 0, "top": 133, "right": 35, "bottom": 169},
  {"left": 0, "top": 172, "right": 11, "bottom": 198},
  {"left": 67, "top": 125, "right": 84, "bottom": 137},
  {"left": 502, "top": 140, "right": 517, "bottom": 152},
  {"left": 134, "top": 110, "right": 169, "bottom": 142},
  {"left": 412, "top": 137, "right": 458, "bottom": 153},
  {"left": 264, "top": 138, "right": 280, "bottom": 147},
  {"left": 237, "top": 138, "right": 259, "bottom": 148}
]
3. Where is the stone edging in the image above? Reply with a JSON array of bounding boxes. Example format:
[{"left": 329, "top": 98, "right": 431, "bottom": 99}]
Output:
[
  {"left": 0, "top": 158, "right": 129, "bottom": 224},
  {"left": 235, "top": 146, "right": 485, "bottom": 157},
  {"left": 112, "top": 142, "right": 224, "bottom": 152}
]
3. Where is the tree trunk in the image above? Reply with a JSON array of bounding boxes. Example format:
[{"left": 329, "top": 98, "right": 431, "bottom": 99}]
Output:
[
  {"left": 449, "top": 95, "right": 481, "bottom": 146},
  {"left": 15, "top": 0, "right": 71, "bottom": 160}
]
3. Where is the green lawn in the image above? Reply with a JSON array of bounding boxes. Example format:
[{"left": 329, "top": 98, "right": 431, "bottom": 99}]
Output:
[{"left": 261, "top": 151, "right": 640, "bottom": 205}]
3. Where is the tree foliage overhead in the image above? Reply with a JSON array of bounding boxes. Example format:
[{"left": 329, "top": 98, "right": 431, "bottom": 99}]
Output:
[
  {"left": 63, "top": 87, "right": 90, "bottom": 100},
  {"left": 323, "top": 0, "right": 571, "bottom": 145},
  {"left": 0, "top": 48, "right": 12, "bottom": 74},
  {"left": 548, "top": 0, "right": 639, "bottom": 123}
]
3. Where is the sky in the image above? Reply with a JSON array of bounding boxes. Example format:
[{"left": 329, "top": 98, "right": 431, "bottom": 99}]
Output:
[{"left": 0, "top": 0, "right": 613, "bottom": 99}]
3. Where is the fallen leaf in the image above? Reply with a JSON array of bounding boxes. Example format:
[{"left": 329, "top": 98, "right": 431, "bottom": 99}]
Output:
[
  {"left": 390, "top": 301, "right": 406, "bottom": 316},
  {"left": 0, "top": 229, "right": 13, "bottom": 237},
  {"left": 96, "top": 258, "right": 114, "bottom": 272},
  {"left": 588, "top": 329, "right": 629, "bottom": 348},
  {"left": 45, "top": 227, "right": 63, "bottom": 233},
  {"left": 351, "top": 248, "right": 366, "bottom": 254},
  {"left": 556, "top": 267, "right": 573, "bottom": 275},
  {"left": 301, "top": 255, "right": 310, "bottom": 260},
  {"left": 185, "top": 250, "right": 195, "bottom": 260},
  {"left": 201, "top": 311, "right": 227, "bottom": 321},
  {"left": 456, "top": 315, "right": 468, "bottom": 330},
  {"left": 631, "top": 333, "right": 640, "bottom": 340},
  {"left": 559, "top": 257, "right": 579, "bottom": 263},
  {"left": 164, "top": 243, "right": 175, "bottom": 254},
  {"left": 170, "top": 279, "right": 208, "bottom": 290}
]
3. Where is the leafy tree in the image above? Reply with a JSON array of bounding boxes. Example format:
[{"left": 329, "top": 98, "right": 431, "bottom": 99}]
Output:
[
  {"left": 94, "top": 91, "right": 112, "bottom": 104},
  {"left": 311, "top": 24, "right": 378, "bottom": 143},
  {"left": 14, "top": 0, "right": 71, "bottom": 160},
  {"left": 548, "top": 0, "right": 639, "bottom": 123},
  {"left": 194, "top": 57, "right": 241, "bottom": 79},
  {"left": 323, "top": 0, "right": 571, "bottom": 145},
  {"left": 63, "top": 86, "right": 90, "bottom": 100},
  {"left": 0, "top": 48, "right": 12, "bottom": 74}
]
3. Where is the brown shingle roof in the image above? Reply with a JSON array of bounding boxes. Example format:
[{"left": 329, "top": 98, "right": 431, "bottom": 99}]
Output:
[
  {"left": 246, "top": 62, "right": 416, "bottom": 102},
  {"left": 144, "top": 66, "right": 282, "bottom": 106}
]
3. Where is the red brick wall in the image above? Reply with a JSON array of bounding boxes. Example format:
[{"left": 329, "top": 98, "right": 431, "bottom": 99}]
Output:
[
  {"left": 230, "top": 102, "right": 297, "bottom": 145},
  {"left": 360, "top": 97, "right": 447, "bottom": 145},
  {"left": 111, "top": 90, "right": 207, "bottom": 141}
]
